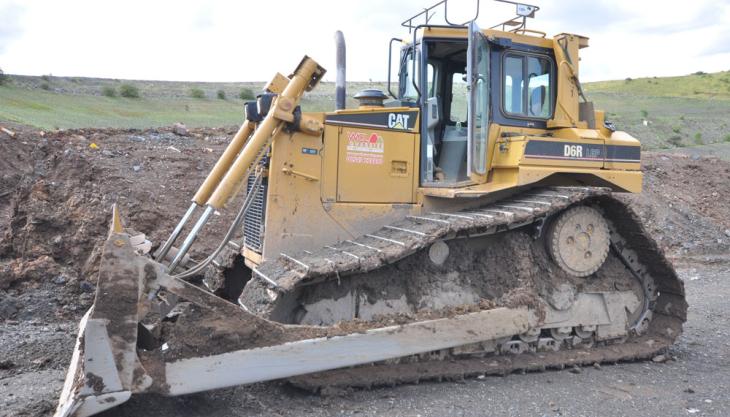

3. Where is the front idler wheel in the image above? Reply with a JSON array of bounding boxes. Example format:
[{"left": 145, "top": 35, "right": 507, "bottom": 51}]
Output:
[{"left": 546, "top": 205, "right": 610, "bottom": 277}]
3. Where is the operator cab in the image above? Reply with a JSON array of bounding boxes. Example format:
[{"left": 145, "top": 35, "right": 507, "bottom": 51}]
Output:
[
  {"left": 389, "top": 0, "right": 555, "bottom": 188},
  {"left": 401, "top": 40, "right": 470, "bottom": 185}
]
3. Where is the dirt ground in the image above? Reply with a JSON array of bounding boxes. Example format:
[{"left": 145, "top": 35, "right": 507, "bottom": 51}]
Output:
[{"left": 1, "top": 124, "right": 729, "bottom": 417}]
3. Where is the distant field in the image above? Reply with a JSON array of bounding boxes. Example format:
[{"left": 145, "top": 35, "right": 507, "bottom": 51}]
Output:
[
  {"left": 0, "top": 86, "right": 246, "bottom": 129},
  {"left": 584, "top": 71, "right": 730, "bottom": 149},
  {"left": 2, "top": 71, "right": 730, "bottom": 151},
  {"left": 661, "top": 142, "right": 730, "bottom": 161},
  {"left": 0, "top": 75, "right": 378, "bottom": 129}
]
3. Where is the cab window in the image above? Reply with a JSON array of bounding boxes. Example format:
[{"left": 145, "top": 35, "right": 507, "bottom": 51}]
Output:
[
  {"left": 401, "top": 48, "right": 419, "bottom": 100},
  {"left": 400, "top": 47, "right": 436, "bottom": 101},
  {"left": 450, "top": 72, "right": 467, "bottom": 124},
  {"left": 503, "top": 54, "right": 552, "bottom": 118}
]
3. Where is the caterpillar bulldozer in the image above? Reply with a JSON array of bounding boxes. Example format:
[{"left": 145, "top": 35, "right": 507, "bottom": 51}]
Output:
[{"left": 55, "top": 1, "right": 687, "bottom": 416}]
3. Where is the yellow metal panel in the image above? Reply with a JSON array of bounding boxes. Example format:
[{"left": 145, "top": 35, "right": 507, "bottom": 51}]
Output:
[
  {"left": 262, "top": 124, "right": 355, "bottom": 260},
  {"left": 420, "top": 165, "right": 641, "bottom": 199},
  {"left": 605, "top": 130, "right": 642, "bottom": 171},
  {"left": 321, "top": 124, "right": 339, "bottom": 202},
  {"left": 520, "top": 137, "right": 604, "bottom": 169},
  {"left": 549, "top": 34, "right": 582, "bottom": 129},
  {"left": 336, "top": 127, "right": 416, "bottom": 203},
  {"left": 518, "top": 166, "right": 642, "bottom": 193},
  {"left": 491, "top": 137, "right": 526, "bottom": 168}
]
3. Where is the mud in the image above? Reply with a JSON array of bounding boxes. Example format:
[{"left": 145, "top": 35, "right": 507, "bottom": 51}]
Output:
[
  {"left": 286, "top": 199, "right": 686, "bottom": 391},
  {"left": 258, "top": 196, "right": 642, "bottom": 328},
  {"left": 0, "top": 123, "right": 238, "bottom": 298}
]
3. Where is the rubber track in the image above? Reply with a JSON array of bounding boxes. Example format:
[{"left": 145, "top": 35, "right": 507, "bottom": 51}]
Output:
[{"left": 252, "top": 187, "right": 687, "bottom": 390}]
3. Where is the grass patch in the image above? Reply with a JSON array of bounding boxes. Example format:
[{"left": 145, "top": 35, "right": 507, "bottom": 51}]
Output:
[
  {"left": 668, "top": 136, "right": 684, "bottom": 147},
  {"left": 101, "top": 86, "right": 117, "bottom": 98},
  {"left": 119, "top": 84, "right": 140, "bottom": 98},
  {"left": 239, "top": 88, "right": 255, "bottom": 100},
  {"left": 585, "top": 71, "right": 730, "bottom": 100},
  {"left": 0, "top": 85, "right": 250, "bottom": 129},
  {"left": 694, "top": 132, "right": 703, "bottom": 145}
]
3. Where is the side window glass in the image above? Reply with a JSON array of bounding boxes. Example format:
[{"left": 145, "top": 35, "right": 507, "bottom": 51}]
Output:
[
  {"left": 401, "top": 49, "right": 419, "bottom": 100},
  {"left": 504, "top": 56, "right": 524, "bottom": 114},
  {"left": 527, "top": 57, "right": 551, "bottom": 117},
  {"left": 450, "top": 72, "right": 467, "bottom": 124},
  {"left": 503, "top": 54, "right": 552, "bottom": 118},
  {"left": 427, "top": 63, "right": 436, "bottom": 98}
]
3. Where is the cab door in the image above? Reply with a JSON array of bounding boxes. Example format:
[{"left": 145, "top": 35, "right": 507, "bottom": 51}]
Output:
[{"left": 466, "top": 21, "right": 491, "bottom": 183}]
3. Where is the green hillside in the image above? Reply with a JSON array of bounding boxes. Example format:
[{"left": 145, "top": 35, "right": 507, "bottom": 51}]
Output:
[
  {"left": 586, "top": 71, "right": 730, "bottom": 99},
  {"left": 584, "top": 71, "right": 730, "bottom": 149},
  {"left": 1, "top": 71, "right": 729, "bottom": 151}
]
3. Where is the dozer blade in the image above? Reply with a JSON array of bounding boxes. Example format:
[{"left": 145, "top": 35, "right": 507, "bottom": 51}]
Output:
[
  {"left": 55, "top": 206, "right": 142, "bottom": 417},
  {"left": 55, "top": 207, "right": 538, "bottom": 417}
]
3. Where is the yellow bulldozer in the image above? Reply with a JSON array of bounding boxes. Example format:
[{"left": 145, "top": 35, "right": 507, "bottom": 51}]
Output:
[{"left": 55, "top": 1, "right": 687, "bottom": 416}]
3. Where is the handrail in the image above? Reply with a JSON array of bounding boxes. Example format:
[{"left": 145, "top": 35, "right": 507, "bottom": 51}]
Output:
[
  {"left": 408, "top": 24, "right": 469, "bottom": 103},
  {"left": 512, "top": 28, "right": 547, "bottom": 38},
  {"left": 401, "top": 0, "right": 480, "bottom": 32},
  {"left": 387, "top": 38, "right": 403, "bottom": 99}
]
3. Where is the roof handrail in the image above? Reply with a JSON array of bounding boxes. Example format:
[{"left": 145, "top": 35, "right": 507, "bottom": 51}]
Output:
[{"left": 401, "top": 0, "right": 481, "bottom": 33}]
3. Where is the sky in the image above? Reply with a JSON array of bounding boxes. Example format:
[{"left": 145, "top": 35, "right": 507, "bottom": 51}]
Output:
[{"left": 1, "top": 0, "right": 729, "bottom": 83}]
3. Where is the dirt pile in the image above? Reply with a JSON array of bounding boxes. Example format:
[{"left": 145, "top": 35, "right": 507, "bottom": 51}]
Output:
[
  {"left": 0, "top": 123, "right": 236, "bottom": 321},
  {"left": 619, "top": 152, "right": 730, "bottom": 257}
]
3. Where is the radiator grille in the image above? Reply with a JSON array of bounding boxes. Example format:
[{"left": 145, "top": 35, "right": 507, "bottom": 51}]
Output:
[{"left": 243, "top": 174, "right": 268, "bottom": 253}]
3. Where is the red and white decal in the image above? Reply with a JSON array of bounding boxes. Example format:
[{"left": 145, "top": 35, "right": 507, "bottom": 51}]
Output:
[{"left": 346, "top": 132, "right": 384, "bottom": 165}]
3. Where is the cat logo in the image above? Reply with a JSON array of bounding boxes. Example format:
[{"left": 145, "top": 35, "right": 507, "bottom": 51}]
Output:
[
  {"left": 388, "top": 113, "right": 411, "bottom": 130},
  {"left": 564, "top": 144, "right": 583, "bottom": 158}
]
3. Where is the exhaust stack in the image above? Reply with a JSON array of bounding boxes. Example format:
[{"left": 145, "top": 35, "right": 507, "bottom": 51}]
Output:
[{"left": 335, "top": 30, "right": 346, "bottom": 110}]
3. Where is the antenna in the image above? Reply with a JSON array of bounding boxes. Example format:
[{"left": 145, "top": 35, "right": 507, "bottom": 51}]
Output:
[{"left": 491, "top": 0, "right": 541, "bottom": 33}]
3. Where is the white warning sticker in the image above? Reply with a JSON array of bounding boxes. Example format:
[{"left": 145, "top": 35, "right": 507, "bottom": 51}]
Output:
[{"left": 346, "top": 131, "right": 384, "bottom": 165}]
